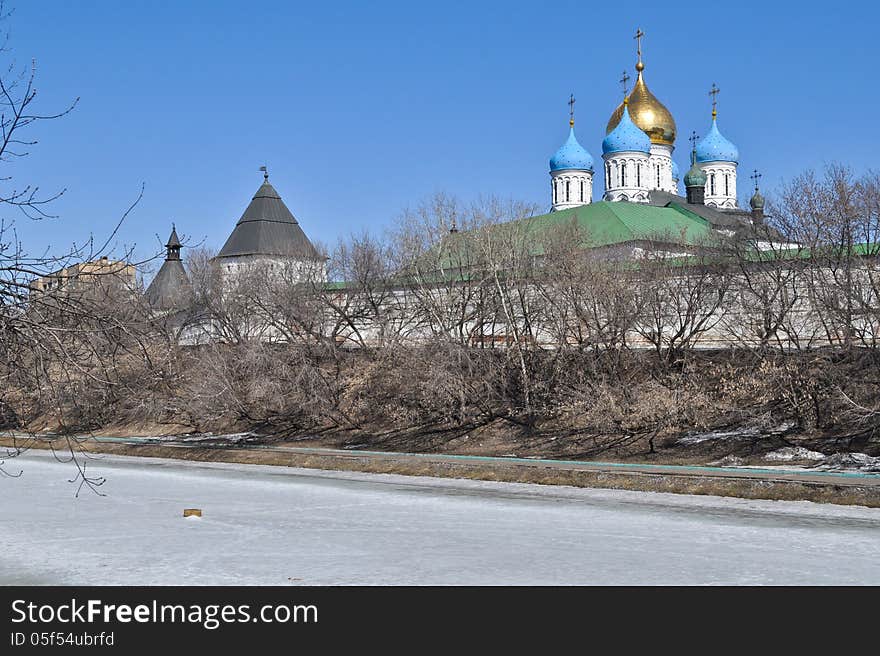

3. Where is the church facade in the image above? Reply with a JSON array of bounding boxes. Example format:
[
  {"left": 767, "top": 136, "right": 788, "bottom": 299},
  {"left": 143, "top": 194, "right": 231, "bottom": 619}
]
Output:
[
  {"left": 146, "top": 30, "right": 771, "bottom": 322},
  {"left": 548, "top": 30, "right": 757, "bottom": 222}
]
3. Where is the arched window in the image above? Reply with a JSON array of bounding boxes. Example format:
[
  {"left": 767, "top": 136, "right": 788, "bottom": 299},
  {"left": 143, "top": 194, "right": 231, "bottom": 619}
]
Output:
[
  {"left": 606, "top": 163, "right": 611, "bottom": 189},
  {"left": 724, "top": 174, "right": 730, "bottom": 197},
  {"left": 636, "top": 163, "right": 641, "bottom": 188},
  {"left": 580, "top": 179, "right": 584, "bottom": 202},
  {"left": 565, "top": 179, "right": 570, "bottom": 202},
  {"left": 621, "top": 162, "right": 627, "bottom": 187},
  {"left": 656, "top": 164, "right": 661, "bottom": 188},
  {"left": 710, "top": 173, "right": 716, "bottom": 196},
  {"left": 552, "top": 180, "right": 557, "bottom": 205}
]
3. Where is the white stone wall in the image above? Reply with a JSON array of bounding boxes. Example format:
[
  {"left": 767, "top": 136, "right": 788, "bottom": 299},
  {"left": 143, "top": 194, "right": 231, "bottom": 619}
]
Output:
[
  {"left": 550, "top": 169, "right": 593, "bottom": 211},
  {"left": 218, "top": 255, "right": 327, "bottom": 284},
  {"left": 700, "top": 162, "right": 737, "bottom": 209},
  {"left": 647, "top": 143, "right": 677, "bottom": 194},
  {"left": 182, "top": 255, "right": 880, "bottom": 351},
  {"left": 602, "top": 152, "right": 651, "bottom": 203}
]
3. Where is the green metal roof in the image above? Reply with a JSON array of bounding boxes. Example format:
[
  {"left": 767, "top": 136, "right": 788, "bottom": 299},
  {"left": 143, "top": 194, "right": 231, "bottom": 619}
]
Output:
[{"left": 510, "top": 200, "right": 718, "bottom": 253}]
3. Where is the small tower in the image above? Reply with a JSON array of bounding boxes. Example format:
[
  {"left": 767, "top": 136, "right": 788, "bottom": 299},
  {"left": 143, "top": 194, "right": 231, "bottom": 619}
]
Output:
[
  {"left": 684, "top": 137, "right": 708, "bottom": 205},
  {"left": 749, "top": 169, "right": 765, "bottom": 222},
  {"left": 165, "top": 225, "right": 182, "bottom": 260},
  {"left": 696, "top": 84, "right": 739, "bottom": 208},
  {"left": 549, "top": 95, "right": 594, "bottom": 211},
  {"left": 602, "top": 99, "right": 651, "bottom": 203},
  {"left": 215, "top": 169, "right": 324, "bottom": 279},
  {"left": 145, "top": 225, "right": 191, "bottom": 311}
]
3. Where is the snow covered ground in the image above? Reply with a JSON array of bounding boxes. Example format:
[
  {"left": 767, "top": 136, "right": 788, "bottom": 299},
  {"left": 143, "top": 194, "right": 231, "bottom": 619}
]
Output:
[{"left": 2, "top": 451, "right": 879, "bottom": 585}]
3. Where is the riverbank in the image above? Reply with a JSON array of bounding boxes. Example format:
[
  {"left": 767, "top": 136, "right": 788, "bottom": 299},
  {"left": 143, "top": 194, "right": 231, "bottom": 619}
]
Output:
[{"left": 4, "top": 434, "right": 880, "bottom": 507}]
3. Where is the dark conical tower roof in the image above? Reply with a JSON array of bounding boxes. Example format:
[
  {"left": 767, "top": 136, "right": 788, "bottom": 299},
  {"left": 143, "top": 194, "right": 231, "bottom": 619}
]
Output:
[
  {"left": 145, "top": 226, "right": 191, "bottom": 310},
  {"left": 216, "top": 176, "right": 321, "bottom": 260},
  {"left": 166, "top": 226, "right": 181, "bottom": 249}
]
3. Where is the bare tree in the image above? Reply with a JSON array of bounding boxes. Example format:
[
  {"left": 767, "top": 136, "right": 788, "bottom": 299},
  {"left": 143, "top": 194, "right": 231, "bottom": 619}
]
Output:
[{"left": 0, "top": 5, "right": 152, "bottom": 493}]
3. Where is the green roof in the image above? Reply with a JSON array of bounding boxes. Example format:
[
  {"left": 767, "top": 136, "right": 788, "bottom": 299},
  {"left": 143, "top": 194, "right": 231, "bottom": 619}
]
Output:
[
  {"left": 499, "top": 200, "right": 718, "bottom": 254},
  {"left": 420, "top": 200, "right": 720, "bottom": 274}
]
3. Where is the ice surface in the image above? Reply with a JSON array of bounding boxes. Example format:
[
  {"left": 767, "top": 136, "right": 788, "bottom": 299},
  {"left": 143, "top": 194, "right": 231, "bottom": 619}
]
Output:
[{"left": 2, "top": 451, "right": 879, "bottom": 585}]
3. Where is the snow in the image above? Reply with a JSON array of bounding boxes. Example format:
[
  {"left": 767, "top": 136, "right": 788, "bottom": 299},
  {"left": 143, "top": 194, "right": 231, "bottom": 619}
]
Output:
[
  {"left": 709, "top": 455, "right": 746, "bottom": 466},
  {"left": 765, "top": 447, "right": 826, "bottom": 462},
  {"left": 678, "top": 427, "right": 761, "bottom": 445},
  {"left": 677, "top": 423, "right": 794, "bottom": 446},
  {"left": 814, "top": 453, "right": 880, "bottom": 473},
  {"left": 2, "top": 451, "right": 879, "bottom": 585},
  {"left": 156, "top": 432, "right": 257, "bottom": 443}
]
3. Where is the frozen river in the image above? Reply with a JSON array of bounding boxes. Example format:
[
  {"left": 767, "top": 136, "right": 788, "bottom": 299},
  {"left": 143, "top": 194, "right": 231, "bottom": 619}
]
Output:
[{"left": 2, "top": 451, "right": 879, "bottom": 585}]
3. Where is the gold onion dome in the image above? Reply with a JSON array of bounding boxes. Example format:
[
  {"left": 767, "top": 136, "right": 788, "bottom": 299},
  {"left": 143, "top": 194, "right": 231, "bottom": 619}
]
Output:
[{"left": 606, "top": 65, "right": 676, "bottom": 146}]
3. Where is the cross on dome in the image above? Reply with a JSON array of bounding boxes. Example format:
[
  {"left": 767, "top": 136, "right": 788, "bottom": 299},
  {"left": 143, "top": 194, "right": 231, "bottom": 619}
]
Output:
[
  {"left": 634, "top": 27, "right": 645, "bottom": 71},
  {"left": 750, "top": 169, "right": 762, "bottom": 191},
  {"left": 709, "top": 83, "right": 720, "bottom": 118}
]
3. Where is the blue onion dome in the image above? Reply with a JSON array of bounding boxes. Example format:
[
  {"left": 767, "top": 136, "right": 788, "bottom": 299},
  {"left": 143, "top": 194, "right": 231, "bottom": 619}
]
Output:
[
  {"left": 683, "top": 149, "right": 707, "bottom": 187},
  {"left": 602, "top": 104, "right": 651, "bottom": 155},
  {"left": 550, "top": 126, "right": 594, "bottom": 171},
  {"left": 696, "top": 118, "right": 739, "bottom": 163},
  {"left": 671, "top": 159, "right": 681, "bottom": 181}
]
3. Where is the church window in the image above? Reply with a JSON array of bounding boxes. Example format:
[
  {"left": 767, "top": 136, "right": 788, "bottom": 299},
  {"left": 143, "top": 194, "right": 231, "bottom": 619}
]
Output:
[
  {"left": 552, "top": 180, "right": 557, "bottom": 205},
  {"left": 565, "top": 180, "right": 570, "bottom": 202},
  {"left": 606, "top": 163, "right": 611, "bottom": 188},
  {"left": 636, "top": 163, "right": 641, "bottom": 188},
  {"left": 621, "top": 162, "right": 627, "bottom": 187},
  {"left": 710, "top": 174, "right": 716, "bottom": 196},
  {"left": 656, "top": 164, "right": 661, "bottom": 188},
  {"left": 724, "top": 174, "right": 730, "bottom": 197},
  {"left": 580, "top": 179, "right": 584, "bottom": 202}
]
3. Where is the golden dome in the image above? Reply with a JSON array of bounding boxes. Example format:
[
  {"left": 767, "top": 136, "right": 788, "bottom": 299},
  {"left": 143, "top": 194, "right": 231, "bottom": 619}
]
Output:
[{"left": 606, "top": 69, "right": 676, "bottom": 146}]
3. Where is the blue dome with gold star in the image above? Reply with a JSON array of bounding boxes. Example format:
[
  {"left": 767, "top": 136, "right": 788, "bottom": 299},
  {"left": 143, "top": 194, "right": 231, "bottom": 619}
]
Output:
[
  {"left": 696, "top": 119, "right": 739, "bottom": 163},
  {"left": 602, "top": 105, "right": 651, "bottom": 155},
  {"left": 550, "top": 127, "right": 594, "bottom": 172}
]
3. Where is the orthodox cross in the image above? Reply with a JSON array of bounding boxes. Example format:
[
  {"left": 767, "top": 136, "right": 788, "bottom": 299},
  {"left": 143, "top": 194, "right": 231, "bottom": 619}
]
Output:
[
  {"left": 689, "top": 130, "right": 699, "bottom": 162},
  {"left": 619, "top": 70, "right": 630, "bottom": 97},
  {"left": 750, "top": 169, "right": 762, "bottom": 191},
  {"left": 568, "top": 94, "right": 576, "bottom": 126},
  {"left": 634, "top": 28, "right": 644, "bottom": 60},
  {"left": 709, "top": 83, "right": 720, "bottom": 118}
]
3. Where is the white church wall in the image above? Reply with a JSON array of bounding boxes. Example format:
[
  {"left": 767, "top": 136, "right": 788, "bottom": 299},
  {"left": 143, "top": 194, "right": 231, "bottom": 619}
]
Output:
[
  {"left": 700, "top": 162, "right": 738, "bottom": 209},
  {"left": 648, "top": 143, "right": 677, "bottom": 193},
  {"left": 551, "top": 170, "right": 593, "bottom": 210},
  {"left": 603, "top": 152, "right": 651, "bottom": 203}
]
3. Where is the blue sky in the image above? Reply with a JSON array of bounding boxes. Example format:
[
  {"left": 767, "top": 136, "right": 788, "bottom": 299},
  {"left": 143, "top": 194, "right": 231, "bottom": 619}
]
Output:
[{"left": 5, "top": 0, "right": 877, "bottom": 271}]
